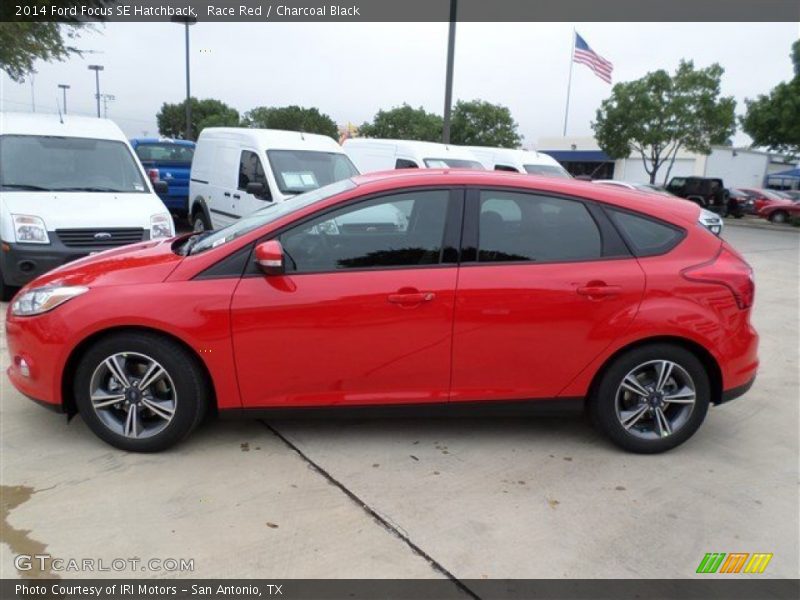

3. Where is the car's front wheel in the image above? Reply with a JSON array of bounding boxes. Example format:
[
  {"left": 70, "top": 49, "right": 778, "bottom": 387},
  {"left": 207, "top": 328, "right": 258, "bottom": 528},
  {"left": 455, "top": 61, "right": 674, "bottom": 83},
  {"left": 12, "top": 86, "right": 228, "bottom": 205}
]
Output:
[
  {"left": 74, "top": 332, "right": 209, "bottom": 452},
  {"left": 191, "top": 208, "right": 212, "bottom": 233},
  {"left": 589, "top": 344, "right": 710, "bottom": 453},
  {"left": 769, "top": 210, "right": 789, "bottom": 224}
]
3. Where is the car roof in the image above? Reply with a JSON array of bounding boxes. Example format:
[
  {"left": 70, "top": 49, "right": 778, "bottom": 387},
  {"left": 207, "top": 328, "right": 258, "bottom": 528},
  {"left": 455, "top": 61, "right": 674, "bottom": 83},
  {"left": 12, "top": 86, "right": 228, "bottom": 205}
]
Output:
[
  {"left": 198, "top": 127, "right": 342, "bottom": 151},
  {"left": 349, "top": 169, "right": 700, "bottom": 224},
  {"left": 344, "top": 138, "right": 481, "bottom": 161},
  {"left": 0, "top": 111, "right": 127, "bottom": 140}
]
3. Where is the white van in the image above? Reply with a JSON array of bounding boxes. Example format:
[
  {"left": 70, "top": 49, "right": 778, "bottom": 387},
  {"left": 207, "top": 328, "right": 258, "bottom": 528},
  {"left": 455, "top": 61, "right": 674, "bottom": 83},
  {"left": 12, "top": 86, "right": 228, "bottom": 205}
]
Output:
[
  {"left": 0, "top": 112, "right": 174, "bottom": 300},
  {"left": 189, "top": 128, "right": 359, "bottom": 231},
  {"left": 343, "top": 138, "right": 484, "bottom": 173},
  {"left": 465, "top": 146, "right": 571, "bottom": 178}
]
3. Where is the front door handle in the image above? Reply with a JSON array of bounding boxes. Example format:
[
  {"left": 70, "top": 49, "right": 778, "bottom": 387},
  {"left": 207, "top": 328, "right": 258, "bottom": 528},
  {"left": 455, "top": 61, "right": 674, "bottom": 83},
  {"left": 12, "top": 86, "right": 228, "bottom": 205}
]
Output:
[
  {"left": 387, "top": 291, "right": 436, "bottom": 305},
  {"left": 576, "top": 283, "right": 622, "bottom": 298},
  {"left": 233, "top": 193, "right": 241, "bottom": 199},
  {"left": 223, "top": 192, "right": 231, "bottom": 197}
]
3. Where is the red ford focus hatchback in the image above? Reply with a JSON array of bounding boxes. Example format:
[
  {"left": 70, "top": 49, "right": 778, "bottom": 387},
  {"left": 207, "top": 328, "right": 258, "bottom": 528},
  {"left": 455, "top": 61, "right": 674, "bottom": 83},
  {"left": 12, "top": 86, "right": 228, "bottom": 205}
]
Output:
[{"left": 5, "top": 170, "right": 758, "bottom": 453}]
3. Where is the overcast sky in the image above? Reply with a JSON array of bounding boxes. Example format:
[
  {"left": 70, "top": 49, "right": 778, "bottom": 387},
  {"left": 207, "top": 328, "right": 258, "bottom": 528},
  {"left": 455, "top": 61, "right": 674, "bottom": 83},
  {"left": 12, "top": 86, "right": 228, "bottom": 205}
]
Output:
[{"left": 1, "top": 22, "right": 798, "bottom": 146}]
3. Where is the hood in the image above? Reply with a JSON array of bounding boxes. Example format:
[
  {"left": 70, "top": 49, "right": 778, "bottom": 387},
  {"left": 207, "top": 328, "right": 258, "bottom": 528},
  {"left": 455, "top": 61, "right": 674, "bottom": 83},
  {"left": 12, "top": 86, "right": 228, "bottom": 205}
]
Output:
[
  {"left": 25, "top": 237, "right": 184, "bottom": 289},
  {"left": 1, "top": 191, "right": 167, "bottom": 230}
]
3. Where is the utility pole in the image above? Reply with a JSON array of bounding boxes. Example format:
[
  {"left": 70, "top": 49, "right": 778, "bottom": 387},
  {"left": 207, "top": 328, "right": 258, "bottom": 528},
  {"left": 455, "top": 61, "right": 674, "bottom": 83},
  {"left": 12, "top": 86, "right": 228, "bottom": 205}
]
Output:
[
  {"left": 88, "top": 65, "right": 104, "bottom": 117},
  {"left": 58, "top": 84, "right": 70, "bottom": 114},
  {"left": 442, "top": 0, "right": 458, "bottom": 144},
  {"left": 100, "top": 94, "right": 115, "bottom": 118}
]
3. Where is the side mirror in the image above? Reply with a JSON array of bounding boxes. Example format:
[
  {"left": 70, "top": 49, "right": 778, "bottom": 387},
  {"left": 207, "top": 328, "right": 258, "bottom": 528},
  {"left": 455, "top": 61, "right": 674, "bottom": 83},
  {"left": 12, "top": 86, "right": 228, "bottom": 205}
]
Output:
[
  {"left": 246, "top": 182, "right": 266, "bottom": 197},
  {"left": 153, "top": 180, "right": 169, "bottom": 194},
  {"left": 255, "top": 240, "right": 285, "bottom": 275}
]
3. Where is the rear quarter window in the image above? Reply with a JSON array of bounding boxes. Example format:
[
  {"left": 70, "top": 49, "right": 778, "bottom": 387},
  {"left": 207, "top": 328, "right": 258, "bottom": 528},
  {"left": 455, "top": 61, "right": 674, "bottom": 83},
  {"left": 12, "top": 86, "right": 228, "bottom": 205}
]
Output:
[{"left": 606, "top": 208, "right": 685, "bottom": 257}]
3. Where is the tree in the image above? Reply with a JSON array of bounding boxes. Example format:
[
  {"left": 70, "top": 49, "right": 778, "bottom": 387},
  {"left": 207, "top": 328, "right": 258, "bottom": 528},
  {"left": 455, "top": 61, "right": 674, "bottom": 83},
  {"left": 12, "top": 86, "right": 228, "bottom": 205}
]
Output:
[
  {"left": 0, "top": 2, "right": 109, "bottom": 82},
  {"left": 242, "top": 105, "right": 338, "bottom": 139},
  {"left": 156, "top": 98, "right": 240, "bottom": 140},
  {"left": 593, "top": 60, "right": 736, "bottom": 184},
  {"left": 450, "top": 99, "right": 522, "bottom": 148},
  {"left": 359, "top": 104, "right": 443, "bottom": 142},
  {"left": 741, "top": 40, "right": 800, "bottom": 156}
]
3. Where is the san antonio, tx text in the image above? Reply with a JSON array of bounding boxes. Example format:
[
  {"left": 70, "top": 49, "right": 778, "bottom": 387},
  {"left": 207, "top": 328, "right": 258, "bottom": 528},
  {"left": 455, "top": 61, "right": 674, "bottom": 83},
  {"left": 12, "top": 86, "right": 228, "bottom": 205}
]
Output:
[{"left": 16, "top": 583, "right": 281, "bottom": 597}]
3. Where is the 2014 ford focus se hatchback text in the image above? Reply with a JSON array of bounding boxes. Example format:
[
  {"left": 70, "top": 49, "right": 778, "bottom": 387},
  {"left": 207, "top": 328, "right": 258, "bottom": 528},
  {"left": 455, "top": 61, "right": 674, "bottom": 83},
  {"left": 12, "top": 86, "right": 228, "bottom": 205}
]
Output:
[{"left": 5, "top": 170, "right": 758, "bottom": 453}]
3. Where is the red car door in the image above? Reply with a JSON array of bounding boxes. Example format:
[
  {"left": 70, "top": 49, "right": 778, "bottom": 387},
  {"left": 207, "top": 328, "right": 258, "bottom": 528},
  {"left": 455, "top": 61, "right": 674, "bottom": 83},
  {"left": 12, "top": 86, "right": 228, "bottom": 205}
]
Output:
[
  {"left": 230, "top": 188, "right": 461, "bottom": 408},
  {"left": 450, "top": 189, "right": 646, "bottom": 402}
]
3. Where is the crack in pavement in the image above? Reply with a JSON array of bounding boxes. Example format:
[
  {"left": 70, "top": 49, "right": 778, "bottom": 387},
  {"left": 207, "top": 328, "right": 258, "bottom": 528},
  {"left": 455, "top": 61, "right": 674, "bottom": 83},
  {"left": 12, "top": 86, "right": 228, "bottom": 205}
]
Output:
[{"left": 260, "top": 421, "right": 481, "bottom": 599}]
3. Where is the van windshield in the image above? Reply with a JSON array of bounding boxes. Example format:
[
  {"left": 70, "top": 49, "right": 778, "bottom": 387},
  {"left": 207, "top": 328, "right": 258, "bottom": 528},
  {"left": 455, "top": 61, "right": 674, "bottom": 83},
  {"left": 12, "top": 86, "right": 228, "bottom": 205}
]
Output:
[
  {"left": 186, "top": 178, "right": 357, "bottom": 255},
  {"left": 134, "top": 143, "right": 194, "bottom": 164},
  {"left": 267, "top": 150, "right": 359, "bottom": 194},
  {"left": 0, "top": 135, "right": 148, "bottom": 193},
  {"left": 423, "top": 158, "right": 484, "bottom": 169},
  {"left": 523, "top": 164, "right": 571, "bottom": 178}
]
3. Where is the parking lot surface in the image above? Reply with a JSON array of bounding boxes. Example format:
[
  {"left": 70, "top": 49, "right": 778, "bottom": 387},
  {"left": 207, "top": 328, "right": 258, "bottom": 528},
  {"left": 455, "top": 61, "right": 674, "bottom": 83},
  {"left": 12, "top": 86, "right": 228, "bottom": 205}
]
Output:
[{"left": 1, "top": 223, "right": 798, "bottom": 580}]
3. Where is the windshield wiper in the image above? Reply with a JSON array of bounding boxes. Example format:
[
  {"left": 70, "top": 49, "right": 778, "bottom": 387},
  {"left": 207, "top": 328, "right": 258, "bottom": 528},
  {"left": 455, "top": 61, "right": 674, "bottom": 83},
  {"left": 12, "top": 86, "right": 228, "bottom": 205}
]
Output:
[
  {"left": 182, "top": 231, "right": 214, "bottom": 256},
  {"left": 52, "top": 186, "right": 129, "bottom": 192},
  {"left": 1, "top": 183, "right": 53, "bottom": 191}
]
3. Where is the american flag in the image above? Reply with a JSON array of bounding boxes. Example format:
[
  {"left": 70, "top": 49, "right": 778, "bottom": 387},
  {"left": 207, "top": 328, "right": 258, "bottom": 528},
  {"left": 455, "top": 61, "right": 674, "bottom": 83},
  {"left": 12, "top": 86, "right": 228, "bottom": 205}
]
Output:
[{"left": 573, "top": 32, "right": 613, "bottom": 84}]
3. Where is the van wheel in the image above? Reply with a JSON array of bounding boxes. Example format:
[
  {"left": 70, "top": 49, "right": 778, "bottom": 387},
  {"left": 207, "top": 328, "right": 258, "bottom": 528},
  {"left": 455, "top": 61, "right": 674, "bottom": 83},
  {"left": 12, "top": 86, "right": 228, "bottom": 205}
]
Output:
[
  {"left": 192, "top": 209, "right": 212, "bottom": 233},
  {"left": 589, "top": 344, "right": 710, "bottom": 454},
  {"left": 74, "top": 332, "right": 209, "bottom": 452}
]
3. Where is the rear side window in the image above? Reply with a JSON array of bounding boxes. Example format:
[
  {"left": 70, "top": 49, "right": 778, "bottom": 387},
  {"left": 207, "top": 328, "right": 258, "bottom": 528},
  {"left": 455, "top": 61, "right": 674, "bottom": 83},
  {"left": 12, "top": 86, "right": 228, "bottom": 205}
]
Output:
[
  {"left": 477, "top": 191, "right": 602, "bottom": 263},
  {"left": 606, "top": 209, "right": 684, "bottom": 256}
]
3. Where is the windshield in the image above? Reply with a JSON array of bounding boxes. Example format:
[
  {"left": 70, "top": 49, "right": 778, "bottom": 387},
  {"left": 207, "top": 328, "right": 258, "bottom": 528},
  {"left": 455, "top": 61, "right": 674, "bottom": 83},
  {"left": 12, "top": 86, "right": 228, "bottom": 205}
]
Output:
[
  {"left": 0, "top": 135, "right": 148, "bottom": 193},
  {"left": 523, "top": 164, "right": 571, "bottom": 178},
  {"left": 189, "top": 178, "right": 357, "bottom": 255},
  {"left": 423, "top": 158, "right": 484, "bottom": 169},
  {"left": 267, "top": 149, "right": 358, "bottom": 195},
  {"left": 134, "top": 143, "right": 194, "bottom": 164}
]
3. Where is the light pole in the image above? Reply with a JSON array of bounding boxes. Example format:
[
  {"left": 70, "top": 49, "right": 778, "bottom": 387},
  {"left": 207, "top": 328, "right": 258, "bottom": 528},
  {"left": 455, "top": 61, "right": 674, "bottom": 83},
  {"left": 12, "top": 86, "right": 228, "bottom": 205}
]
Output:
[
  {"left": 100, "top": 94, "right": 115, "bottom": 118},
  {"left": 172, "top": 16, "right": 197, "bottom": 140},
  {"left": 87, "top": 65, "right": 104, "bottom": 117},
  {"left": 58, "top": 84, "right": 70, "bottom": 114},
  {"left": 442, "top": 0, "right": 457, "bottom": 144}
]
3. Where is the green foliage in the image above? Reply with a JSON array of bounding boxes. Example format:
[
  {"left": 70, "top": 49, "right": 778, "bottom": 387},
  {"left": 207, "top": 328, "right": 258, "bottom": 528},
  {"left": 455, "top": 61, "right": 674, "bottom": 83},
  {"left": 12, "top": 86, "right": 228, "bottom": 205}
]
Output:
[
  {"left": 0, "top": 2, "right": 109, "bottom": 82},
  {"left": 450, "top": 99, "right": 522, "bottom": 148},
  {"left": 242, "top": 105, "right": 338, "bottom": 139},
  {"left": 741, "top": 40, "right": 800, "bottom": 156},
  {"left": 156, "top": 98, "right": 240, "bottom": 140},
  {"left": 593, "top": 60, "right": 736, "bottom": 184},
  {"left": 359, "top": 104, "right": 443, "bottom": 142}
]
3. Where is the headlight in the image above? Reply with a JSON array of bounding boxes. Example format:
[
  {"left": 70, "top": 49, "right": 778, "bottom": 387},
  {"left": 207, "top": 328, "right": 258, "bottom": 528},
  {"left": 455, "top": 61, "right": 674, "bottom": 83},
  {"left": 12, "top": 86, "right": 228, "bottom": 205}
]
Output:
[
  {"left": 698, "top": 208, "right": 724, "bottom": 236},
  {"left": 150, "top": 213, "right": 174, "bottom": 240},
  {"left": 11, "top": 286, "right": 89, "bottom": 317},
  {"left": 12, "top": 214, "right": 49, "bottom": 244}
]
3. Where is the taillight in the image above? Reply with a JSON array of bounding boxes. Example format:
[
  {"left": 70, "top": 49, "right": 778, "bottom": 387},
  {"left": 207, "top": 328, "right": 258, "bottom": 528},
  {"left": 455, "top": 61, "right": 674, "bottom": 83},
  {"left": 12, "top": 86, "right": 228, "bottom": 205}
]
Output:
[
  {"left": 147, "top": 168, "right": 160, "bottom": 184},
  {"left": 682, "top": 247, "right": 754, "bottom": 309}
]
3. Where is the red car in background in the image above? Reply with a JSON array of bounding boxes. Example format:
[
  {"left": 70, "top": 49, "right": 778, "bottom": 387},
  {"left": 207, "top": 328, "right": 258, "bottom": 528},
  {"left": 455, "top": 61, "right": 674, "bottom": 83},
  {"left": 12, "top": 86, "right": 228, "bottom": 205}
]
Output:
[
  {"left": 758, "top": 201, "right": 800, "bottom": 224},
  {"left": 6, "top": 170, "right": 758, "bottom": 454},
  {"left": 740, "top": 187, "right": 793, "bottom": 213}
]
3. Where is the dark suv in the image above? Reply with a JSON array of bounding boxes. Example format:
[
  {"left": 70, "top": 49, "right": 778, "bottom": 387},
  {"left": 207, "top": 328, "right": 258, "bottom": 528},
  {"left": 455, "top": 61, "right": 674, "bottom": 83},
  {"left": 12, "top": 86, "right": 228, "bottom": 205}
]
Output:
[{"left": 666, "top": 177, "right": 743, "bottom": 217}]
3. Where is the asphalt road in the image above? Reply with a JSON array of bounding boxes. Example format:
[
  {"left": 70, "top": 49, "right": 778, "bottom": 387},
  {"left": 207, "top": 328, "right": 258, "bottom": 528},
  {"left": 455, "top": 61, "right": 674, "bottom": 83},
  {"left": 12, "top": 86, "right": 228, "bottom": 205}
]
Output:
[{"left": 1, "top": 222, "right": 798, "bottom": 581}]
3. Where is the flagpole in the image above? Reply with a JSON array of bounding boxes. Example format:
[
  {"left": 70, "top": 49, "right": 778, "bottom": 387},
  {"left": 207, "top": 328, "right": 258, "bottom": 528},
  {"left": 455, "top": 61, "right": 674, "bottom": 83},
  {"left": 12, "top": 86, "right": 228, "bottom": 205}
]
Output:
[{"left": 563, "top": 28, "right": 576, "bottom": 136}]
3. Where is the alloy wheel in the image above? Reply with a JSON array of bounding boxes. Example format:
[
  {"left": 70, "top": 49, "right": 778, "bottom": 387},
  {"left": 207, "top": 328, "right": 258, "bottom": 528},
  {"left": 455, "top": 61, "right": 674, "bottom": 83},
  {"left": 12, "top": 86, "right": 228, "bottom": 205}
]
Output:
[
  {"left": 89, "top": 352, "right": 177, "bottom": 439},
  {"left": 614, "top": 360, "right": 696, "bottom": 440}
]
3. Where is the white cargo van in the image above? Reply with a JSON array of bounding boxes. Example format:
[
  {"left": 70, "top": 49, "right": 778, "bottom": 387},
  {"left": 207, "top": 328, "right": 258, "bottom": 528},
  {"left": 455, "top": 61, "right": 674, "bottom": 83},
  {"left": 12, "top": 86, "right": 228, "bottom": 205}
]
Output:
[
  {"left": 465, "top": 146, "right": 571, "bottom": 178},
  {"left": 343, "top": 138, "right": 484, "bottom": 173},
  {"left": 0, "top": 112, "right": 174, "bottom": 300},
  {"left": 189, "top": 128, "right": 359, "bottom": 231}
]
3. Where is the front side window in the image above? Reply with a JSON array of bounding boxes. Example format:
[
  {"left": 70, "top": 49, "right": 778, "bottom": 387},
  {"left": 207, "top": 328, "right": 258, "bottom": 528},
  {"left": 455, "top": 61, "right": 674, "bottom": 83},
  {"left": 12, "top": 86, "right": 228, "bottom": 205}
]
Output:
[
  {"left": 395, "top": 158, "right": 419, "bottom": 169},
  {"left": 494, "top": 165, "right": 519, "bottom": 172},
  {"left": 478, "top": 191, "right": 602, "bottom": 263},
  {"left": 0, "top": 135, "right": 147, "bottom": 193},
  {"left": 238, "top": 150, "right": 269, "bottom": 198},
  {"left": 280, "top": 190, "right": 450, "bottom": 273},
  {"left": 267, "top": 150, "right": 359, "bottom": 195}
]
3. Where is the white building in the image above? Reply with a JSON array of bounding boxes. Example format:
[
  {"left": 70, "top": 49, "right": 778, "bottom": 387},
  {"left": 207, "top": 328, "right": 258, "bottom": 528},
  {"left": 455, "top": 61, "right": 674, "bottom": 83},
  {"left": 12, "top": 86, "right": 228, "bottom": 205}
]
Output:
[{"left": 536, "top": 136, "right": 796, "bottom": 188}]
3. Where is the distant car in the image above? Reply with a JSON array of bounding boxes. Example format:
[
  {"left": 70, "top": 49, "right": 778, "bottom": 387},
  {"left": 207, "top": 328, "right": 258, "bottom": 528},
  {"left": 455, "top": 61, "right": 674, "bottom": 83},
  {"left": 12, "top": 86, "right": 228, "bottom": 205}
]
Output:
[
  {"left": 726, "top": 188, "right": 752, "bottom": 218},
  {"left": 773, "top": 190, "right": 800, "bottom": 202},
  {"left": 594, "top": 180, "right": 724, "bottom": 235},
  {"left": 666, "top": 176, "right": 732, "bottom": 215},
  {"left": 758, "top": 201, "right": 800, "bottom": 224},
  {"left": 739, "top": 188, "right": 793, "bottom": 214},
  {"left": 130, "top": 138, "right": 195, "bottom": 217},
  {"left": 465, "top": 146, "right": 571, "bottom": 178}
]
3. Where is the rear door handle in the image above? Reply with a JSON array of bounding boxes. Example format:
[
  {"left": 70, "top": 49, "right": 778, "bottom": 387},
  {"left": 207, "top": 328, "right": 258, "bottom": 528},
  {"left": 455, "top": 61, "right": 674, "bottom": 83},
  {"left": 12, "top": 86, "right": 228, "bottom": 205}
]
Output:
[
  {"left": 233, "top": 193, "right": 241, "bottom": 199},
  {"left": 387, "top": 292, "right": 436, "bottom": 305},
  {"left": 576, "top": 284, "right": 622, "bottom": 298}
]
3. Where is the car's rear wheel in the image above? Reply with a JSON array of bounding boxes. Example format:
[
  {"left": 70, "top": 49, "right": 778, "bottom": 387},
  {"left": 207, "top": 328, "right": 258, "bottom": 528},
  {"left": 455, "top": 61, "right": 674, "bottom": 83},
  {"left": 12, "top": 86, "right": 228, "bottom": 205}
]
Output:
[
  {"left": 191, "top": 208, "right": 212, "bottom": 233},
  {"left": 74, "top": 332, "right": 208, "bottom": 452},
  {"left": 589, "top": 344, "right": 710, "bottom": 453},
  {"left": 769, "top": 210, "right": 789, "bottom": 224}
]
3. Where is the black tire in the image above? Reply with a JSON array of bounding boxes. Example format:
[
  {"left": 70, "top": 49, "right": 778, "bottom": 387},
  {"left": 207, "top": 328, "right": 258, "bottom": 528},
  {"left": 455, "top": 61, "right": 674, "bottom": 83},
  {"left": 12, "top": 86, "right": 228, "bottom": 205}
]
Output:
[
  {"left": 0, "top": 270, "right": 14, "bottom": 302},
  {"left": 191, "top": 208, "right": 212, "bottom": 233},
  {"left": 74, "top": 332, "right": 209, "bottom": 452},
  {"left": 769, "top": 211, "right": 788, "bottom": 224},
  {"left": 589, "top": 344, "right": 710, "bottom": 454}
]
